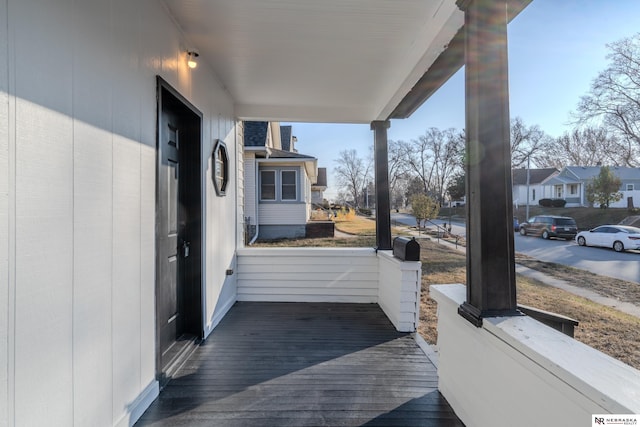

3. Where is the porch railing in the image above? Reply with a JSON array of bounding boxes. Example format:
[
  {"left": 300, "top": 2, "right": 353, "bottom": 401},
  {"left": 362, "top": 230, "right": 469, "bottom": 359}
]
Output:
[{"left": 236, "top": 247, "right": 421, "bottom": 332}]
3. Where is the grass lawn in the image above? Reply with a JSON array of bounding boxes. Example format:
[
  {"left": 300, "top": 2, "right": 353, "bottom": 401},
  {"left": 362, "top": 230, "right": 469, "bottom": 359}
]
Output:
[
  {"left": 255, "top": 216, "right": 640, "bottom": 370},
  {"left": 420, "top": 238, "right": 640, "bottom": 370},
  {"left": 333, "top": 214, "right": 409, "bottom": 236}
]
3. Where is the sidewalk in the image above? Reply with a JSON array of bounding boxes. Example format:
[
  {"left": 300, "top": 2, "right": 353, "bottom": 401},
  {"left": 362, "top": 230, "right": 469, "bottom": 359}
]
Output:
[{"left": 515, "top": 264, "right": 640, "bottom": 319}]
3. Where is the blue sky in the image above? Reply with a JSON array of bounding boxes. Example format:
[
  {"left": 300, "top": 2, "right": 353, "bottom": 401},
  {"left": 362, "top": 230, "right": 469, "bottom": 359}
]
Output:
[{"left": 285, "top": 0, "right": 640, "bottom": 200}]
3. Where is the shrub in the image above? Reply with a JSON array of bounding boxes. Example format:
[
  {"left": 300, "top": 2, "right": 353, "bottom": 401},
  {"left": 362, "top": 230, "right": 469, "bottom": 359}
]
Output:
[
  {"left": 551, "top": 198, "right": 567, "bottom": 207},
  {"left": 334, "top": 207, "right": 356, "bottom": 221},
  {"left": 358, "top": 207, "right": 372, "bottom": 216},
  {"left": 539, "top": 198, "right": 553, "bottom": 207}
]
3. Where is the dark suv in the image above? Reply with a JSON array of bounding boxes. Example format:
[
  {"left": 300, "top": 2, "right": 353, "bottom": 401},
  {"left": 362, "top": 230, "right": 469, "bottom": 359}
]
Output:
[{"left": 519, "top": 215, "right": 578, "bottom": 240}]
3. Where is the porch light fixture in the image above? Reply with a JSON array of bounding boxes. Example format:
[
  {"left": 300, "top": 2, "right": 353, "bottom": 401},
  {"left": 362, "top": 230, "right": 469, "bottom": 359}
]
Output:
[{"left": 187, "top": 49, "right": 199, "bottom": 69}]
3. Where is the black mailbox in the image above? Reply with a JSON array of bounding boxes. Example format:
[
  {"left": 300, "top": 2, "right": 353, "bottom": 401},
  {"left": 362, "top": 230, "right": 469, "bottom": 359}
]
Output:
[{"left": 392, "top": 236, "right": 420, "bottom": 261}]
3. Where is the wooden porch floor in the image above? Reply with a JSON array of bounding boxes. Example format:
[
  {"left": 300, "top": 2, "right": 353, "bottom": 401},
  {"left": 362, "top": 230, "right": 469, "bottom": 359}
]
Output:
[{"left": 136, "top": 302, "right": 463, "bottom": 427}]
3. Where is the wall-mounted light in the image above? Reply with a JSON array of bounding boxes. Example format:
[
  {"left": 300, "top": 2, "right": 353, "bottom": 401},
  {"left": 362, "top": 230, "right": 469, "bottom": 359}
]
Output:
[{"left": 187, "top": 49, "right": 199, "bottom": 69}]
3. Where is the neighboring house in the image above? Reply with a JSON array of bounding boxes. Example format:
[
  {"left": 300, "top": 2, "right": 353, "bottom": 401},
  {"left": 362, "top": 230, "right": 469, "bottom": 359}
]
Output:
[
  {"left": 243, "top": 121, "right": 319, "bottom": 241},
  {"left": 512, "top": 168, "right": 558, "bottom": 207},
  {"left": 311, "top": 167, "right": 328, "bottom": 206},
  {"left": 542, "top": 166, "right": 640, "bottom": 208}
]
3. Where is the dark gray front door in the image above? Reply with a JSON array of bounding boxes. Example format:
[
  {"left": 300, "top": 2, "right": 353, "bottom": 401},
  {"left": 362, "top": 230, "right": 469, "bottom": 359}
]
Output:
[
  {"left": 156, "top": 78, "right": 203, "bottom": 384},
  {"left": 159, "top": 109, "right": 183, "bottom": 367}
]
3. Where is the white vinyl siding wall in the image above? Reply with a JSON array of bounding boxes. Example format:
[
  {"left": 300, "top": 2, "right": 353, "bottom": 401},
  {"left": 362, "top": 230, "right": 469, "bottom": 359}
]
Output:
[
  {"left": 259, "top": 203, "right": 308, "bottom": 225},
  {"left": 237, "top": 248, "right": 379, "bottom": 302},
  {"left": 243, "top": 157, "right": 257, "bottom": 225},
  {"left": 513, "top": 184, "right": 545, "bottom": 207},
  {"left": 1, "top": 1, "right": 237, "bottom": 426},
  {"left": 378, "top": 252, "right": 421, "bottom": 332}
]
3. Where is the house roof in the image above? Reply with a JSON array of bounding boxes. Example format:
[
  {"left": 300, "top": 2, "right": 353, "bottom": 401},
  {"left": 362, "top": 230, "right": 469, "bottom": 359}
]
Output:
[
  {"left": 543, "top": 166, "right": 640, "bottom": 185},
  {"left": 161, "top": 0, "right": 530, "bottom": 123},
  {"left": 564, "top": 166, "right": 640, "bottom": 181},
  {"left": 268, "top": 148, "right": 315, "bottom": 160},
  {"left": 512, "top": 168, "right": 558, "bottom": 186},
  {"left": 244, "top": 121, "right": 269, "bottom": 147}
]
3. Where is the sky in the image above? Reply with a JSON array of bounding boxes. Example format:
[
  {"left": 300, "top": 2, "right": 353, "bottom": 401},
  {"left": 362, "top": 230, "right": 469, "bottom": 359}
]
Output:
[{"left": 285, "top": 0, "right": 640, "bottom": 200}]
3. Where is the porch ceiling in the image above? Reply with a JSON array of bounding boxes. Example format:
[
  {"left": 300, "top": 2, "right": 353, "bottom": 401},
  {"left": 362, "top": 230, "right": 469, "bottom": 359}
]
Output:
[{"left": 161, "top": 0, "right": 465, "bottom": 123}]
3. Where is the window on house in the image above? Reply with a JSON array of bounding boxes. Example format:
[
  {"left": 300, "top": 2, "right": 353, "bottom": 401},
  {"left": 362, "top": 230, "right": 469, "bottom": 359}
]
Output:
[
  {"left": 260, "top": 170, "right": 276, "bottom": 200},
  {"left": 556, "top": 186, "right": 562, "bottom": 198},
  {"left": 281, "top": 170, "right": 297, "bottom": 200},
  {"left": 627, "top": 184, "right": 634, "bottom": 191},
  {"left": 569, "top": 184, "right": 578, "bottom": 195},
  {"left": 532, "top": 189, "right": 536, "bottom": 201}
]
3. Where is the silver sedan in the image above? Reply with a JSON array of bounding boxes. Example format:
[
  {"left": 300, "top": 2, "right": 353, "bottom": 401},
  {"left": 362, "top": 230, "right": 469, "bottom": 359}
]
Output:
[{"left": 575, "top": 225, "right": 640, "bottom": 253}]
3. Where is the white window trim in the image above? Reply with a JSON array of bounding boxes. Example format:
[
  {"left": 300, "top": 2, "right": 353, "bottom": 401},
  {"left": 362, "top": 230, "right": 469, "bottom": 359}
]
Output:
[
  {"left": 569, "top": 184, "right": 578, "bottom": 196},
  {"left": 627, "top": 184, "right": 634, "bottom": 191}
]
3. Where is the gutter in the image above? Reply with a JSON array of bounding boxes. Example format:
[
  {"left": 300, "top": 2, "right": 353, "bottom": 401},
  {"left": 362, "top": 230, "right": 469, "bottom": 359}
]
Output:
[{"left": 248, "top": 159, "right": 260, "bottom": 245}]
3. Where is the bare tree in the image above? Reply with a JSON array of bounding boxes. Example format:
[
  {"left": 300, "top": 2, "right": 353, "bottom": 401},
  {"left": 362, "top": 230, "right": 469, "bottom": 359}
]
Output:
[
  {"left": 431, "top": 128, "right": 464, "bottom": 205},
  {"left": 536, "top": 126, "right": 631, "bottom": 168},
  {"left": 574, "top": 33, "right": 640, "bottom": 166},
  {"left": 510, "top": 117, "right": 549, "bottom": 168},
  {"left": 388, "top": 140, "right": 411, "bottom": 209},
  {"left": 334, "top": 149, "right": 371, "bottom": 208},
  {"left": 400, "top": 128, "right": 463, "bottom": 205},
  {"left": 398, "top": 134, "right": 433, "bottom": 196}
]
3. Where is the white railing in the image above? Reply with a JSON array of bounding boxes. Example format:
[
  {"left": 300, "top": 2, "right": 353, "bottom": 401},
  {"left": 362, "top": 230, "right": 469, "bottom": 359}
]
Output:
[
  {"left": 431, "top": 284, "right": 640, "bottom": 427},
  {"left": 236, "top": 247, "right": 421, "bottom": 332}
]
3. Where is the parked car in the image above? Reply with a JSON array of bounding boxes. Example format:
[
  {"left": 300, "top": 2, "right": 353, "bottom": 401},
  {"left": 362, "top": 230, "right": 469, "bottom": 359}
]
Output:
[
  {"left": 513, "top": 217, "right": 520, "bottom": 232},
  {"left": 576, "top": 225, "right": 640, "bottom": 252},
  {"left": 519, "top": 215, "right": 578, "bottom": 240}
]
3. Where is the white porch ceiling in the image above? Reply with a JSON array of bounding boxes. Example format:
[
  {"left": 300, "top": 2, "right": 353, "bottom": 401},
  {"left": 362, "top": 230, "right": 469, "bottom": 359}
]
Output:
[{"left": 161, "top": 0, "right": 465, "bottom": 123}]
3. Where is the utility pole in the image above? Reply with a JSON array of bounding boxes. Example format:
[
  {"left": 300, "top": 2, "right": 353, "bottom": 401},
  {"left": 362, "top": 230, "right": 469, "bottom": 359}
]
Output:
[{"left": 526, "top": 155, "right": 530, "bottom": 220}]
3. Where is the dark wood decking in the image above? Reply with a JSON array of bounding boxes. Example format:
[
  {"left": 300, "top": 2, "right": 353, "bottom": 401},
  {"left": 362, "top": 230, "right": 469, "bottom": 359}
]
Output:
[{"left": 136, "top": 302, "right": 463, "bottom": 427}]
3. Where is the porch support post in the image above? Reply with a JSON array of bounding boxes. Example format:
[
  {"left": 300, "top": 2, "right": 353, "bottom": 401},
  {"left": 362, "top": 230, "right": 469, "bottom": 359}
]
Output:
[
  {"left": 457, "top": 0, "right": 518, "bottom": 326},
  {"left": 371, "top": 120, "right": 392, "bottom": 250}
]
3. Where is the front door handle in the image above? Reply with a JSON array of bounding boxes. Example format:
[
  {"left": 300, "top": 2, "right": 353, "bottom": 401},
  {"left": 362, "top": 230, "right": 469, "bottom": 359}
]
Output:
[{"left": 182, "top": 241, "right": 190, "bottom": 258}]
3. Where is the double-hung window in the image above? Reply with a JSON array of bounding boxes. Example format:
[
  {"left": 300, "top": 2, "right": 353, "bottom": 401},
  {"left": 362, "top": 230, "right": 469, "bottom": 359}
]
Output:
[
  {"left": 260, "top": 170, "right": 276, "bottom": 201},
  {"left": 281, "top": 170, "right": 297, "bottom": 200},
  {"left": 260, "top": 169, "right": 298, "bottom": 201}
]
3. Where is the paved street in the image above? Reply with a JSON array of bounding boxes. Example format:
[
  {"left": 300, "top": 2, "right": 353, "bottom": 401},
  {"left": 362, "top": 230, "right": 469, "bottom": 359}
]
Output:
[
  {"left": 514, "top": 233, "right": 640, "bottom": 284},
  {"left": 391, "top": 212, "right": 640, "bottom": 284}
]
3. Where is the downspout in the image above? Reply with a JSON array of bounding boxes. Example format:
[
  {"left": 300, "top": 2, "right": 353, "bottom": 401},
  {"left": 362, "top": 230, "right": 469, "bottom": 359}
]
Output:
[{"left": 248, "top": 159, "right": 260, "bottom": 245}]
